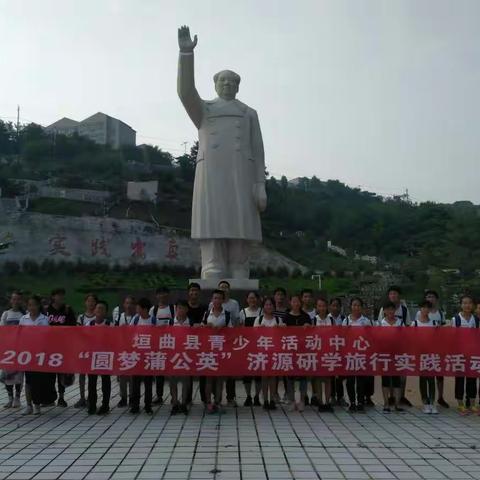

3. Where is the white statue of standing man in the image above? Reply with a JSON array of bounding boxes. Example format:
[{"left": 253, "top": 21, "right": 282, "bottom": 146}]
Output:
[{"left": 177, "top": 25, "right": 267, "bottom": 281}]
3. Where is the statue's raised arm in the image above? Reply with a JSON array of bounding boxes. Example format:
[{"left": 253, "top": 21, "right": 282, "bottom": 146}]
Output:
[{"left": 177, "top": 25, "right": 202, "bottom": 129}]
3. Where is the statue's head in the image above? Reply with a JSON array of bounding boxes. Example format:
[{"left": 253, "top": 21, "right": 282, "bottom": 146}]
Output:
[{"left": 214, "top": 70, "right": 241, "bottom": 100}]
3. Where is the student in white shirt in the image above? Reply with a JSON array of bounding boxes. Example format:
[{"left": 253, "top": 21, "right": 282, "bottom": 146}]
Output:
[
  {"left": 240, "top": 291, "right": 262, "bottom": 407},
  {"left": 452, "top": 294, "right": 479, "bottom": 415},
  {"left": 203, "top": 289, "right": 233, "bottom": 414},
  {"left": 74, "top": 293, "right": 98, "bottom": 409},
  {"left": 343, "top": 297, "right": 371, "bottom": 413},
  {"left": 150, "top": 287, "right": 175, "bottom": 405},
  {"left": 254, "top": 297, "right": 283, "bottom": 410},
  {"left": 130, "top": 298, "right": 156, "bottom": 415},
  {"left": 113, "top": 295, "right": 136, "bottom": 408},
  {"left": 301, "top": 288, "right": 316, "bottom": 321},
  {"left": 217, "top": 280, "right": 240, "bottom": 407},
  {"left": 414, "top": 300, "right": 439, "bottom": 414},
  {"left": 86, "top": 301, "right": 113, "bottom": 415},
  {"left": 1, "top": 290, "right": 25, "bottom": 408},
  {"left": 20, "top": 295, "right": 51, "bottom": 415},
  {"left": 379, "top": 302, "right": 405, "bottom": 413},
  {"left": 313, "top": 297, "right": 334, "bottom": 413},
  {"left": 169, "top": 300, "right": 191, "bottom": 415}
]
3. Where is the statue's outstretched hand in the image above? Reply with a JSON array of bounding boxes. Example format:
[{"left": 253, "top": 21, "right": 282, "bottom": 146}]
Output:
[
  {"left": 253, "top": 183, "right": 267, "bottom": 212},
  {"left": 178, "top": 25, "right": 198, "bottom": 52}
]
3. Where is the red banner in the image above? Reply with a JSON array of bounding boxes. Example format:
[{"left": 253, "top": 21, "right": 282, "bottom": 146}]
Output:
[{"left": 1, "top": 326, "right": 480, "bottom": 377}]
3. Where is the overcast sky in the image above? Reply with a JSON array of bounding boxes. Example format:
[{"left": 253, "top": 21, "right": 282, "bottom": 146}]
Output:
[{"left": 1, "top": 0, "right": 479, "bottom": 203}]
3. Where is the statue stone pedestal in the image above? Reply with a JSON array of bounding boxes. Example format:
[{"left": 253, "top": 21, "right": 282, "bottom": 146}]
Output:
[{"left": 189, "top": 278, "right": 259, "bottom": 291}]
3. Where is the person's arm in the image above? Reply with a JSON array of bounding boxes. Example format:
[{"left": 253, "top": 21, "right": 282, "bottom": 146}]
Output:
[
  {"left": 250, "top": 109, "right": 267, "bottom": 212},
  {"left": 177, "top": 25, "right": 203, "bottom": 129},
  {"left": 0, "top": 311, "right": 7, "bottom": 325}
]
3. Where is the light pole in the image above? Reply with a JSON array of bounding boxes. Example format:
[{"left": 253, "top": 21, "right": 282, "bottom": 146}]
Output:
[{"left": 311, "top": 272, "right": 323, "bottom": 290}]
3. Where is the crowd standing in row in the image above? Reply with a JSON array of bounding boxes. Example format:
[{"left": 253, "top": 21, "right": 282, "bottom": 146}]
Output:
[{"left": 1, "top": 282, "right": 480, "bottom": 417}]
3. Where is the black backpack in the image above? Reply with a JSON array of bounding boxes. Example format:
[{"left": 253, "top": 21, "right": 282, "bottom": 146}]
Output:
[{"left": 454, "top": 314, "right": 480, "bottom": 328}]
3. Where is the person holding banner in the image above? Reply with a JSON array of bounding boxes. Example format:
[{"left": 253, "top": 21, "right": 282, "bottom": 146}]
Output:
[
  {"left": 343, "top": 297, "right": 371, "bottom": 413},
  {"left": 452, "top": 294, "right": 479, "bottom": 415},
  {"left": 254, "top": 297, "right": 284, "bottom": 410},
  {"left": 20, "top": 295, "right": 52, "bottom": 415}
]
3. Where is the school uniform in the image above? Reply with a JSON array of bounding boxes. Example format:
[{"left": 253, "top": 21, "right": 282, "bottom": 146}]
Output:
[
  {"left": 76, "top": 312, "right": 96, "bottom": 406},
  {"left": 20, "top": 313, "right": 56, "bottom": 407},
  {"left": 1, "top": 309, "right": 24, "bottom": 399},
  {"left": 343, "top": 315, "right": 372, "bottom": 409},
  {"left": 169, "top": 317, "right": 191, "bottom": 406},
  {"left": 86, "top": 318, "right": 113, "bottom": 413},
  {"left": 312, "top": 316, "right": 333, "bottom": 405},
  {"left": 130, "top": 314, "right": 158, "bottom": 412},
  {"left": 240, "top": 308, "right": 263, "bottom": 395},
  {"left": 452, "top": 313, "right": 479, "bottom": 402},
  {"left": 326, "top": 313, "right": 347, "bottom": 403},
  {"left": 379, "top": 318, "right": 404, "bottom": 390},
  {"left": 413, "top": 316, "right": 437, "bottom": 405}
]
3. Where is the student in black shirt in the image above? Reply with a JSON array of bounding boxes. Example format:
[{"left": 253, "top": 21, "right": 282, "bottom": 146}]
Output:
[{"left": 47, "top": 288, "right": 76, "bottom": 407}]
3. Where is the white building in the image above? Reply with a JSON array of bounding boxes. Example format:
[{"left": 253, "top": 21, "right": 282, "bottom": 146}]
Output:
[
  {"left": 46, "top": 112, "right": 136, "bottom": 149},
  {"left": 127, "top": 181, "right": 159, "bottom": 203}
]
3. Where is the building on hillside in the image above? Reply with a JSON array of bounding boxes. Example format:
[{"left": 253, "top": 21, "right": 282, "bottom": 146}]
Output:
[
  {"left": 127, "top": 181, "right": 159, "bottom": 204},
  {"left": 45, "top": 112, "right": 136, "bottom": 148},
  {"left": 327, "top": 240, "right": 347, "bottom": 257},
  {"left": 354, "top": 252, "right": 378, "bottom": 265}
]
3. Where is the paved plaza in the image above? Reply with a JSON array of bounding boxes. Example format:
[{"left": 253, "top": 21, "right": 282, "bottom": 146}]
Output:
[{"left": 0, "top": 379, "right": 479, "bottom": 480}]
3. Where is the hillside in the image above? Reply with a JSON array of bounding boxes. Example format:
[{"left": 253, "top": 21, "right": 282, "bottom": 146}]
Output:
[{"left": 2, "top": 120, "right": 480, "bottom": 285}]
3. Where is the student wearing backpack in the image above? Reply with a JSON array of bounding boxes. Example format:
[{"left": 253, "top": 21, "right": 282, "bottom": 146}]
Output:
[
  {"left": 203, "top": 289, "right": 233, "bottom": 414},
  {"left": 75, "top": 293, "right": 98, "bottom": 409},
  {"left": 343, "top": 297, "right": 372, "bottom": 413},
  {"left": 150, "top": 287, "right": 175, "bottom": 405},
  {"left": 113, "top": 295, "right": 136, "bottom": 407},
  {"left": 130, "top": 298, "right": 157, "bottom": 414},
  {"left": 377, "top": 286, "right": 412, "bottom": 407},
  {"left": 239, "top": 291, "right": 262, "bottom": 406},
  {"left": 86, "top": 301, "right": 113, "bottom": 415},
  {"left": 452, "top": 294, "right": 479, "bottom": 415},
  {"left": 254, "top": 297, "right": 283, "bottom": 410}
]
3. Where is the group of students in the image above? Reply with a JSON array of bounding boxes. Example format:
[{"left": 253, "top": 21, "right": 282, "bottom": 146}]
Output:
[{"left": 1, "top": 282, "right": 480, "bottom": 417}]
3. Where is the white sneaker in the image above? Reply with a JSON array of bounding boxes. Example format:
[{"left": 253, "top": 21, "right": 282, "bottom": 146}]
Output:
[
  {"left": 33, "top": 405, "right": 41, "bottom": 415},
  {"left": 3, "top": 397, "right": 13, "bottom": 408},
  {"left": 12, "top": 397, "right": 21, "bottom": 408},
  {"left": 21, "top": 405, "right": 33, "bottom": 415},
  {"left": 297, "top": 401, "right": 305, "bottom": 412},
  {"left": 431, "top": 405, "right": 439, "bottom": 415},
  {"left": 423, "top": 404, "right": 431, "bottom": 414}
]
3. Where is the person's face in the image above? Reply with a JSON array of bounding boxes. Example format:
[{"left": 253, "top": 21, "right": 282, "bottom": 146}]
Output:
[
  {"left": 94, "top": 304, "right": 107, "bottom": 320},
  {"left": 188, "top": 287, "right": 200, "bottom": 302},
  {"left": 329, "top": 301, "right": 341, "bottom": 316},
  {"left": 218, "top": 282, "right": 230, "bottom": 295},
  {"left": 461, "top": 297, "right": 474, "bottom": 315},
  {"left": 274, "top": 291, "right": 286, "bottom": 306},
  {"left": 247, "top": 293, "right": 258, "bottom": 309},
  {"left": 136, "top": 305, "right": 149, "bottom": 317},
  {"left": 124, "top": 297, "right": 135, "bottom": 314},
  {"left": 215, "top": 72, "right": 239, "bottom": 100},
  {"left": 316, "top": 300, "right": 328, "bottom": 317},
  {"left": 476, "top": 303, "right": 480, "bottom": 317},
  {"left": 212, "top": 293, "right": 224, "bottom": 309},
  {"left": 384, "top": 307, "right": 396, "bottom": 320},
  {"left": 290, "top": 297, "right": 301, "bottom": 311},
  {"left": 388, "top": 291, "right": 400, "bottom": 305},
  {"left": 176, "top": 305, "right": 188, "bottom": 319},
  {"left": 351, "top": 300, "right": 362, "bottom": 317},
  {"left": 301, "top": 292, "right": 313, "bottom": 308},
  {"left": 27, "top": 299, "right": 40, "bottom": 316},
  {"left": 420, "top": 305, "right": 431, "bottom": 318},
  {"left": 157, "top": 291, "right": 169, "bottom": 305},
  {"left": 10, "top": 293, "right": 22, "bottom": 309},
  {"left": 52, "top": 293, "right": 65, "bottom": 306},
  {"left": 425, "top": 293, "right": 438, "bottom": 307},
  {"left": 263, "top": 300, "right": 274, "bottom": 315},
  {"left": 85, "top": 296, "right": 97, "bottom": 312}
]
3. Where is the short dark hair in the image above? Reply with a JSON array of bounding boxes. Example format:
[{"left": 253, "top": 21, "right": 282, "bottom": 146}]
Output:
[
  {"left": 123, "top": 295, "right": 136, "bottom": 302},
  {"left": 84, "top": 293, "right": 98, "bottom": 302},
  {"left": 419, "top": 300, "right": 433, "bottom": 309},
  {"left": 316, "top": 297, "right": 328, "bottom": 306},
  {"left": 350, "top": 297, "right": 364, "bottom": 307},
  {"left": 329, "top": 297, "right": 342, "bottom": 306},
  {"left": 176, "top": 299, "right": 189, "bottom": 308},
  {"left": 246, "top": 291, "right": 260, "bottom": 301},
  {"left": 212, "top": 289, "right": 225, "bottom": 299},
  {"left": 96, "top": 300, "right": 109, "bottom": 311},
  {"left": 155, "top": 286, "right": 170, "bottom": 294},
  {"left": 137, "top": 297, "right": 152, "bottom": 310},
  {"left": 262, "top": 296, "right": 275, "bottom": 308},
  {"left": 218, "top": 280, "right": 230, "bottom": 289},
  {"left": 51, "top": 287, "right": 66, "bottom": 296},
  {"left": 188, "top": 282, "right": 201, "bottom": 291},
  {"left": 300, "top": 288, "right": 313, "bottom": 297},
  {"left": 460, "top": 294, "right": 475, "bottom": 304},
  {"left": 387, "top": 285, "right": 402, "bottom": 295},
  {"left": 424, "top": 289, "right": 439, "bottom": 299},
  {"left": 273, "top": 287, "right": 287, "bottom": 296},
  {"left": 27, "top": 295, "right": 42, "bottom": 307},
  {"left": 382, "top": 301, "right": 397, "bottom": 311}
]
